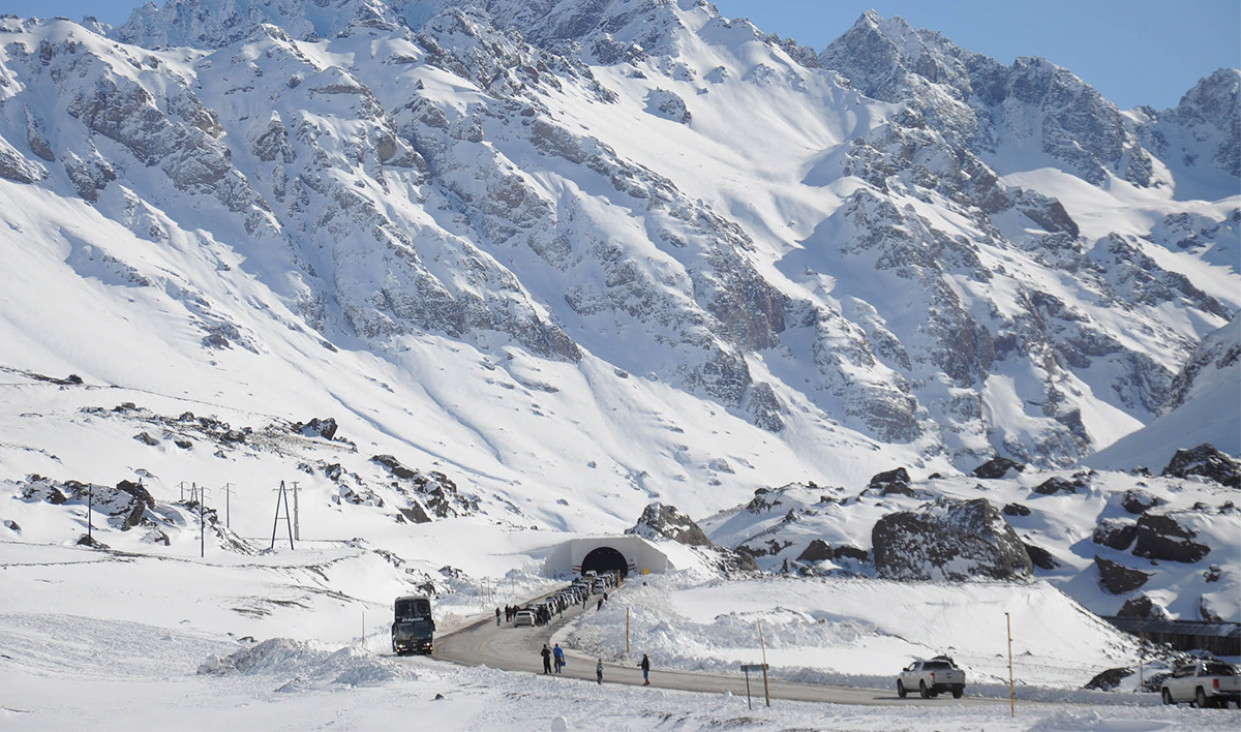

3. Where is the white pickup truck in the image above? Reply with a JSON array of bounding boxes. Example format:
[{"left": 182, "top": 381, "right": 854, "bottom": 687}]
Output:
[
  {"left": 1160, "top": 660, "right": 1240, "bottom": 708},
  {"left": 897, "top": 656, "right": 966, "bottom": 699}
]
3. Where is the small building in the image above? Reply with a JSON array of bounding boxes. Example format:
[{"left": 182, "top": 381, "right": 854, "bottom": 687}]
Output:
[
  {"left": 1103, "top": 617, "right": 1241, "bottom": 657},
  {"left": 543, "top": 536, "right": 672, "bottom": 578}
]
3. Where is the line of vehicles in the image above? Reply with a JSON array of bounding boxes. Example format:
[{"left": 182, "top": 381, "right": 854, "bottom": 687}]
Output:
[{"left": 514, "top": 571, "right": 618, "bottom": 628}]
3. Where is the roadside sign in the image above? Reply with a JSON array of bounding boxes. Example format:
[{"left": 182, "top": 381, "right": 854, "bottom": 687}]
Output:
[{"left": 739, "top": 664, "right": 769, "bottom": 709}]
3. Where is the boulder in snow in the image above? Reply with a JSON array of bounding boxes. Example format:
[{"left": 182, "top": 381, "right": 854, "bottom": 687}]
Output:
[
  {"left": 1162, "top": 443, "right": 1240, "bottom": 488},
  {"left": 871, "top": 497, "right": 1033, "bottom": 581},
  {"left": 867, "top": 467, "right": 913, "bottom": 496},
  {"left": 1132, "top": 513, "right": 1211, "bottom": 563},
  {"left": 1094, "top": 556, "right": 1151, "bottom": 594},
  {"left": 626, "top": 503, "right": 711, "bottom": 546},
  {"left": 971, "top": 456, "right": 1025, "bottom": 479}
]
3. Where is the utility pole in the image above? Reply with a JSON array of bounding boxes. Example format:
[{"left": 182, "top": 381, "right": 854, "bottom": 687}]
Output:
[
  {"left": 1138, "top": 615, "right": 1145, "bottom": 691},
  {"left": 1006, "top": 612, "right": 1015, "bottom": 717},
  {"left": 270, "top": 481, "right": 295, "bottom": 551},
  {"left": 199, "top": 485, "right": 209, "bottom": 558},
  {"left": 221, "top": 483, "right": 235, "bottom": 529},
  {"left": 757, "top": 620, "right": 771, "bottom": 707},
  {"left": 291, "top": 481, "right": 300, "bottom": 541}
]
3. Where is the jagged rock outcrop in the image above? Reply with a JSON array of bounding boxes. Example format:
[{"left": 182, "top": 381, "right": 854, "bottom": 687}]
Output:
[
  {"left": 1138, "top": 68, "right": 1241, "bottom": 179},
  {"left": 626, "top": 502, "right": 711, "bottom": 546},
  {"left": 1162, "top": 444, "right": 1241, "bottom": 488},
  {"left": 871, "top": 497, "right": 1033, "bottom": 581},
  {"left": 819, "top": 11, "right": 1156, "bottom": 186}
]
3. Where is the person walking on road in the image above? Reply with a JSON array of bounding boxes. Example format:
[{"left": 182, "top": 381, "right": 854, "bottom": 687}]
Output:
[
  {"left": 640, "top": 653, "right": 650, "bottom": 685},
  {"left": 553, "top": 643, "right": 565, "bottom": 673},
  {"left": 596, "top": 658, "right": 603, "bottom": 685},
  {"left": 541, "top": 644, "right": 552, "bottom": 674},
  {"left": 495, "top": 607, "right": 501, "bottom": 626}
]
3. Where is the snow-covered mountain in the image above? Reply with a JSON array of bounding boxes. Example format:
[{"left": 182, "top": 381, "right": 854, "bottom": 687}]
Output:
[{"left": 2, "top": 0, "right": 1239, "bottom": 630}]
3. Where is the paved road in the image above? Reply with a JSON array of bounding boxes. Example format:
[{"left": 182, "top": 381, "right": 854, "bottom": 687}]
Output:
[{"left": 433, "top": 592, "right": 997, "bottom": 707}]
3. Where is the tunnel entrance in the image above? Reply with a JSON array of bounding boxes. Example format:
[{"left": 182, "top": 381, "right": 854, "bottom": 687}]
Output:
[{"left": 580, "top": 546, "right": 628, "bottom": 578}]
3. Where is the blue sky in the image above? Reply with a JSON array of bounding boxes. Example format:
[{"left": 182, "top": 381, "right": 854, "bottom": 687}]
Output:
[{"left": 5, "top": 0, "right": 1239, "bottom": 109}]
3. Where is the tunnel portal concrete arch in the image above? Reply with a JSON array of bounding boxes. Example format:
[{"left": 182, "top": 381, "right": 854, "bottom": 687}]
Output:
[
  {"left": 543, "top": 536, "right": 671, "bottom": 578},
  {"left": 581, "top": 546, "right": 629, "bottom": 577}
]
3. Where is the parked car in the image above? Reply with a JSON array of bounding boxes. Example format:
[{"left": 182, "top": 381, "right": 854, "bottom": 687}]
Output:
[
  {"left": 1161, "top": 660, "right": 1241, "bottom": 708},
  {"left": 513, "top": 609, "right": 536, "bottom": 627},
  {"left": 897, "top": 656, "right": 966, "bottom": 699}
]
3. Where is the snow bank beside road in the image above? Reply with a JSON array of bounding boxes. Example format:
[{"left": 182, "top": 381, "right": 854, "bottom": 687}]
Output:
[
  {"left": 198, "top": 637, "right": 410, "bottom": 688},
  {"left": 567, "top": 573, "right": 1146, "bottom": 693}
]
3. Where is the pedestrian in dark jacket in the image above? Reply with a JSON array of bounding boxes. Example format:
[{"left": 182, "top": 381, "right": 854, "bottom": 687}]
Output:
[
  {"left": 596, "top": 658, "right": 603, "bottom": 684},
  {"left": 495, "top": 607, "right": 501, "bottom": 626},
  {"left": 640, "top": 654, "right": 650, "bottom": 685},
  {"left": 541, "top": 644, "right": 552, "bottom": 674}
]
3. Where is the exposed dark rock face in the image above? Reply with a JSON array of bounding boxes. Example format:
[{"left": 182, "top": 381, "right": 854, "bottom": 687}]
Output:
[
  {"left": 832, "top": 545, "right": 869, "bottom": 562},
  {"left": 1162, "top": 444, "right": 1240, "bottom": 488},
  {"left": 1085, "top": 667, "right": 1133, "bottom": 691},
  {"left": 296, "top": 417, "right": 339, "bottom": 440},
  {"left": 371, "top": 455, "right": 476, "bottom": 518},
  {"left": 867, "top": 467, "right": 913, "bottom": 496},
  {"left": 972, "top": 456, "right": 1025, "bottom": 479},
  {"left": 796, "top": 539, "right": 833, "bottom": 562},
  {"left": 627, "top": 502, "right": 711, "bottom": 546},
  {"left": 1120, "top": 489, "right": 1161, "bottom": 514},
  {"left": 1092, "top": 519, "right": 1137, "bottom": 551},
  {"left": 1132, "top": 513, "right": 1211, "bottom": 563},
  {"left": 1117, "top": 593, "right": 1169, "bottom": 620},
  {"left": 871, "top": 497, "right": 1032, "bottom": 581},
  {"left": 1033, "top": 476, "right": 1085, "bottom": 495},
  {"left": 1139, "top": 68, "right": 1241, "bottom": 179},
  {"left": 1095, "top": 556, "right": 1151, "bottom": 594},
  {"left": 1024, "top": 542, "right": 1058, "bottom": 570}
]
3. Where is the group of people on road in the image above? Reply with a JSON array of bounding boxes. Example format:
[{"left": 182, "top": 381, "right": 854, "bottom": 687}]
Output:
[
  {"left": 539, "top": 645, "right": 651, "bottom": 687},
  {"left": 540, "top": 643, "right": 567, "bottom": 673}
]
